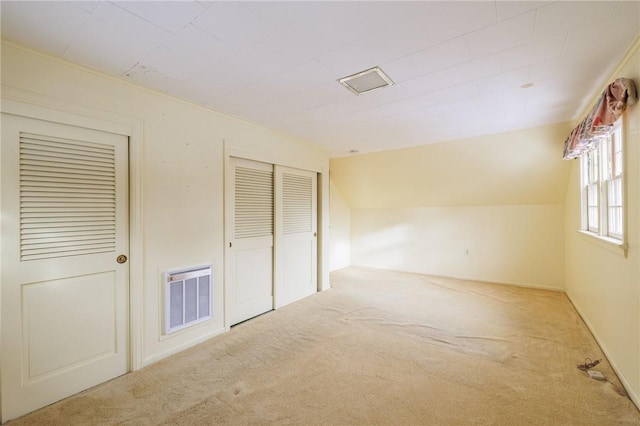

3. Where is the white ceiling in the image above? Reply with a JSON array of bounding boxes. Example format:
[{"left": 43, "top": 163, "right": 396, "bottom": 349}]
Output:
[{"left": 2, "top": 1, "right": 639, "bottom": 157}]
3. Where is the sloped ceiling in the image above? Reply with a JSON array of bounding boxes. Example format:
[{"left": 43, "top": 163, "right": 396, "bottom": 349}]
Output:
[
  {"left": 330, "top": 122, "right": 575, "bottom": 208},
  {"left": 1, "top": 1, "right": 639, "bottom": 157}
]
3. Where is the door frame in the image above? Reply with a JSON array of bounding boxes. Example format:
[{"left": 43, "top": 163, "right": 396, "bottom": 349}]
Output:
[
  {"left": 0, "top": 86, "right": 145, "bottom": 371},
  {"left": 223, "top": 140, "right": 330, "bottom": 331}
]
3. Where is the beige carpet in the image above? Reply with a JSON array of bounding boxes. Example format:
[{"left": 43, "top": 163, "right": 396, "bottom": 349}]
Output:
[{"left": 9, "top": 267, "right": 640, "bottom": 425}]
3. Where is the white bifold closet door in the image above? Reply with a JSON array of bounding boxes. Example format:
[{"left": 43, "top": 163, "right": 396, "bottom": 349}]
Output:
[
  {"left": 228, "top": 158, "right": 275, "bottom": 325},
  {"left": 226, "top": 159, "right": 317, "bottom": 326},
  {"left": 274, "top": 166, "right": 317, "bottom": 309}
]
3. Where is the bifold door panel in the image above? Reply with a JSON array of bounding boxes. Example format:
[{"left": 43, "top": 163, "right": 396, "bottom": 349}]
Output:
[
  {"left": 275, "top": 167, "right": 317, "bottom": 308},
  {"left": 226, "top": 158, "right": 318, "bottom": 326},
  {"left": 228, "top": 158, "right": 275, "bottom": 325}
]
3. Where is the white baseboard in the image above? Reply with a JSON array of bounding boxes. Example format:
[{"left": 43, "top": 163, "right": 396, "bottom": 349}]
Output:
[
  {"left": 142, "top": 326, "right": 226, "bottom": 368},
  {"left": 444, "top": 273, "right": 564, "bottom": 292},
  {"left": 565, "top": 291, "right": 640, "bottom": 411},
  {"left": 353, "top": 265, "right": 564, "bottom": 292}
]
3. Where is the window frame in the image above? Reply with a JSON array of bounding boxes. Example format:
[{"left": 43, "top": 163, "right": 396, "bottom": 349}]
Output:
[
  {"left": 583, "top": 148, "right": 599, "bottom": 233},
  {"left": 604, "top": 124, "right": 623, "bottom": 240},
  {"left": 579, "top": 119, "right": 627, "bottom": 253}
]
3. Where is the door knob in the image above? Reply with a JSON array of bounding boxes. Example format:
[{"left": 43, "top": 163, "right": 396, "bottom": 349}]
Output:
[{"left": 116, "top": 255, "right": 128, "bottom": 264}]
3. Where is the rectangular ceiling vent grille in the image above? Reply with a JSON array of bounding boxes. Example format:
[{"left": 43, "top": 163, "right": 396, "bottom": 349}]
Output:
[
  {"left": 19, "top": 133, "right": 116, "bottom": 261},
  {"left": 338, "top": 66, "right": 394, "bottom": 95}
]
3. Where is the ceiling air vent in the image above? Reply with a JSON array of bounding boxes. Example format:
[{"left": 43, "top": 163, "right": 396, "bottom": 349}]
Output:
[{"left": 338, "top": 66, "right": 394, "bottom": 95}]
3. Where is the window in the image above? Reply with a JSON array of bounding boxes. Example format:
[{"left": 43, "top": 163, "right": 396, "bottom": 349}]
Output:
[
  {"left": 606, "top": 125, "right": 623, "bottom": 239},
  {"left": 580, "top": 119, "right": 624, "bottom": 241},
  {"left": 585, "top": 148, "right": 599, "bottom": 232}
]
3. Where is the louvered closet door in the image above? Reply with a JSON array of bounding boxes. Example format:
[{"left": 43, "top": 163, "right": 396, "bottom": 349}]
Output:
[
  {"left": 0, "top": 114, "right": 129, "bottom": 422},
  {"left": 228, "top": 158, "right": 274, "bottom": 325},
  {"left": 274, "top": 166, "right": 317, "bottom": 309}
]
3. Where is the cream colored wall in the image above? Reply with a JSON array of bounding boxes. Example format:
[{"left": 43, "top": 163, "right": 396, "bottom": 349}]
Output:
[
  {"left": 331, "top": 123, "right": 572, "bottom": 289},
  {"left": 564, "top": 37, "right": 640, "bottom": 408},
  {"left": 351, "top": 205, "right": 564, "bottom": 289},
  {"left": 0, "top": 42, "right": 329, "bottom": 366},
  {"left": 329, "top": 179, "right": 350, "bottom": 271},
  {"left": 331, "top": 123, "right": 573, "bottom": 209}
]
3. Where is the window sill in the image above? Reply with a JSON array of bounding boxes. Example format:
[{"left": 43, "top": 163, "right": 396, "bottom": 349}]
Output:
[{"left": 577, "top": 230, "right": 628, "bottom": 258}]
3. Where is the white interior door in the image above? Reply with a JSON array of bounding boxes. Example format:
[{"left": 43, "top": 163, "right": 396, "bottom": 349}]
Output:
[
  {"left": 227, "top": 158, "right": 274, "bottom": 325},
  {"left": 0, "top": 114, "right": 130, "bottom": 422},
  {"left": 274, "top": 166, "right": 317, "bottom": 308}
]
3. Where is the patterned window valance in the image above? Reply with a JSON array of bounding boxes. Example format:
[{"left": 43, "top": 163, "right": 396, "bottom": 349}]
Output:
[{"left": 563, "top": 78, "right": 636, "bottom": 160}]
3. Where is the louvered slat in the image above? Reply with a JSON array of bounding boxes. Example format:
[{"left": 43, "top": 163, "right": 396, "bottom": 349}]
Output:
[
  {"left": 20, "top": 133, "right": 116, "bottom": 261},
  {"left": 282, "top": 173, "right": 312, "bottom": 235},
  {"left": 235, "top": 166, "right": 273, "bottom": 239}
]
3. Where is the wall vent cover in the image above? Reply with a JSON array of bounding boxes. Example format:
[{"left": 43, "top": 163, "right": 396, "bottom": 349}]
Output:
[
  {"left": 338, "top": 66, "right": 394, "bottom": 95},
  {"left": 164, "top": 265, "right": 212, "bottom": 334}
]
